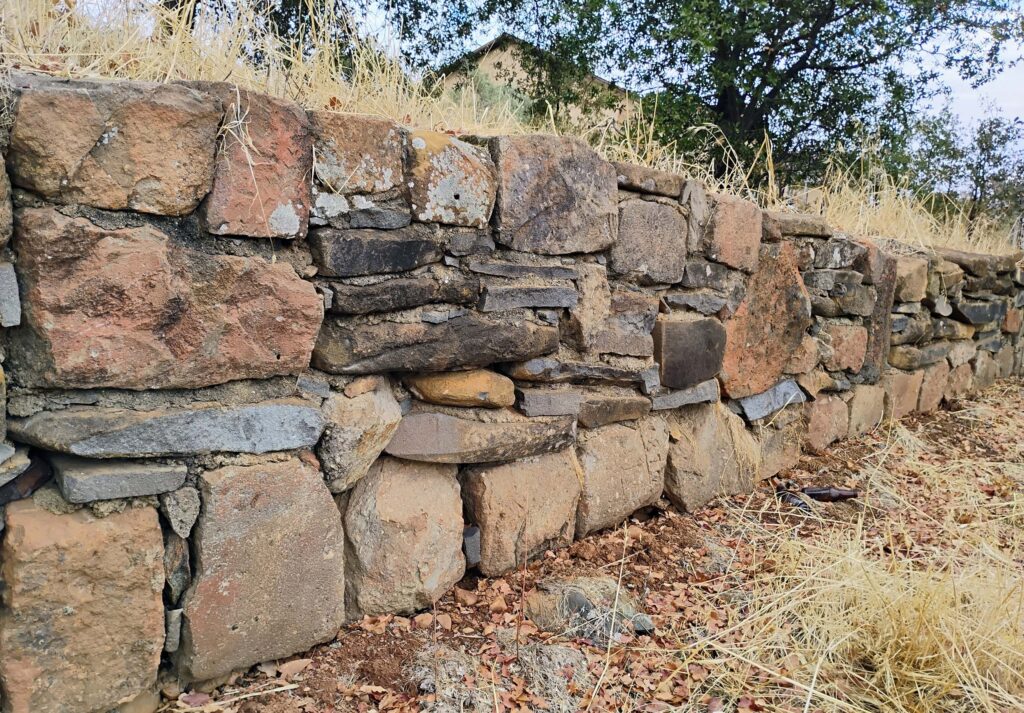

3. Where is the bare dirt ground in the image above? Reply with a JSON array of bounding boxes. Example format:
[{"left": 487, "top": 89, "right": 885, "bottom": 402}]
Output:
[{"left": 166, "top": 380, "right": 1024, "bottom": 713}]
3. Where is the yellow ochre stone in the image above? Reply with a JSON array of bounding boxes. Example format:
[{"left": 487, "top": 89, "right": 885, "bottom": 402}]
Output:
[{"left": 405, "top": 369, "right": 515, "bottom": 408}]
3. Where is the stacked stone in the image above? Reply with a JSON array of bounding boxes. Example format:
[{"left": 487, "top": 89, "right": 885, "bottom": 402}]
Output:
[{"left": 0, "top": 72, "right": 1022, "bottom": 713}]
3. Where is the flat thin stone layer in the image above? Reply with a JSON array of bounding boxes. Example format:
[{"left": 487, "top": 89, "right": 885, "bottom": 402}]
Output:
[{"left": 51, "top": 454, "right": 187, "bottom": 503}]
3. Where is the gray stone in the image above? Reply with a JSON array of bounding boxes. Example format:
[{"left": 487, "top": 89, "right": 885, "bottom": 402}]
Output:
[
  {"left": 506, "top": 357, "right": 655, "bottom": 388},
  {"left": 309, "top": 224, "right": 442, "bottom": 277},
  {"left": 420, "top": 306, "right": 469, "bottom": 323},
  {"left": 812, "top": 238, "right": 866, "bottom": 269},
  {"left": 975, "top": 331, "right": 1004, "bottom": 353},
  {"left": 384, "top": 411, "right": 576, "bottom": 463},
  {"left": 159, "top": 486, "right": 201, "bottom": 539},
  {"left": 738, "top": 380, "right": 807, "bottom": 421},
  {"left": 446, "top": 228, "right": 496, "bottom": 256},
  {"left": 663, "top": 290, "right": 730, "bottom": 316},
  {"left": 0, "top": 262, "right": 21, "bottom": 327},
  {"left": 681, "top": 180, "right": 710, "bottom": 251},
  {"left": 835, "top": 284, "right": 878, "bottom": 317},
  {"left": 589, "top": 288, "right": 659, "bottom": 357},
  {"left": 327, "top": 274, "right": 479, "bottom": 314},
  {"left": 888, "top": 341, "right": 953, "bottom": 370},
  {"left": 165, "top": 609, "right": 183, "bottom": 654},
  {"left": 51, "top": 454, "right": 187, "bottom": 503},
  {"left": 612, "top": 161, "right": 684, "bottom": 197},
  {"left": 0, "top": 447, "right": 32, "bottom": 488},
  {"left": 653, "top": 315, "right": 727, "bottom": 390},
  {"left": 893, "top": 302, "right": 923, "bottom": 314},
  {"left": 952, "top": 299, "right": 1007, "bottom": 325},
  {"left": 314, "top": 311, "right": 558, "bottom": 374},
  {"left": 935, "top": 247, "right": 1022, "bottom": 276},
  {"left": 890, "top": 313, "right": 933, "bottom": 345},
  {"left": 932, "top": 318, "right": 975, "bottom": 340},
  {"left": 318, "top": 383, "right": 403, "bottom": 493},
  {"left": 467, "top": 259, "right": 577, "bottom": 280},
  {"left": 516, "top": 387, "right": 649, "bottom": 427},
  {"left": 516, "top": 389, "right": 585, "bottom": 417},
  {"left": 9, "top": 398, "right": 325, "bottom": 458},
  {"left": 947, "top": 340, "right": 977, "bottom": 368},
  {"left": 478, "top": 283, "right": 578, "bottom": 311},
  {"left": 762, "top": 211, "right": 832, "bottom": 238},
  {"left": 650, "top": 379, "right": 721, "bottom": 410},
  {"left": 610, "top": 199, "right": 688, "bottom": 284},
  {"left": 802, "top": 269, "right": 863, "bottom": 294},
  {"left": 681, "top": 259, "right": 745, "bottom": 293}
]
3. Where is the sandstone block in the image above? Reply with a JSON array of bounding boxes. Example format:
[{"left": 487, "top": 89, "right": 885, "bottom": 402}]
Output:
[
  {"left": 737, "top": 379, "right": 806, "bottom": 421},
  {"left": 947, "top": 339, "right": 977, "bottom": 367},
  {"left": 894, "top": 256, "right": 929, "bottom": 302},
  {"left": 610, "top": 198, "right": 688, "bottom": 283},
  {"left": 10, "top": 208, "right": 322, "bottom": 390},
  {"left": 310, "top": 224, "right": 443, "bottom": 277},
  {"left": 917, "top": 360, "right": 951, "bottom": 413},
  {"left": 318, "top": 383, "right": 403, "bottom": 493},
  {"left": 785, "top": 335, "right": 819, "bottom": 374},
  {"left": 653, "top": 314, "right": 726, "bottom": 389},
  {"left": 762, "top": 210, "right": 832, "bottom": 238},
  {"left": 936, "top": 247, "right": 1023, "bottom": 276},
  {"left": 813, "top": 237, "right": 866, "bottom": 269},
  {"left": 8, "top": 76, "right": 220, "bottom": 216},
  {"left": 804, "top": 395, "right": 849, "bottom": 453},
  {"left": 757, "top": 418, "right": 804, "bottom": 478},
  {"left": 665, "top": 403, "right": 759, "bottom": 512},
  {"left": 575, "top": 418, "right": 669, "bottom": 537},
  {"left": 0, "top": 501, "right": 163, "bottom": 713},
  {"left": 613, "top": 162, "right": 684, "bottom": 197},
  {"left": 198, "top": 86, "right": 311, "bottom": 238},
  {"left": 847, "top": 384, "right": 885, "bottom": 437},
  {"left": 345, "top": 457, "right": 464, "bottom": 616},
  {"left": 385, "top": 410, "right": 575, "bottom": 463},
  {"left": 516, "top": 387, "right": 650, "bottom": 427},
  {"left": 590, "top": 288, "right": 659, "bottom": 357},
  {"left": 309, "top": 112, "right": 404, "bottom": 194},
  {"left": 314, "top": 311, "right": 558, "bottom": 374},
  {"left": 327, "top": 272, "right": 479, "bottom": 314},
  {"left": 179, "top": 457, "right": 346, "bottom": 681},
  {"left": 650, "top": 379, "right": 720, "bottom": 410},
  {"left": 1002, "top": 307, "right": 1022, "bottom": 334},
  {"left": 51, "top": 454, "right": 187, "bottom": 503},
  {"left": 0, "top": 448, "right": 32, "bottom": 489},
  {"left": 0, "top": 167, "right": 11, "bottom": 246},
  {"left": 479, "top": 282, "right": 578, "bottom": 311},
  {"left": 491, "top": 135, "right": 617, "bottom": 254},
  {"left": 563, "top": 263, "right": 612, "bottom": 351},
  {"left": 719, "top": 243, "right": 812, "bottom": 397},
  {"left": 821, "top": 323, "right": 868, "bottom": 372},
  {"left": 10, "top": 399, "right": 325, "bottom": 458},
  {"left": 882, "top": 369, "right": 924, "bottom": 420},
  {"left": 945, "top": 363, "right": 974, "bottom": 400},
  {"left": 995, "top": 345, "right": 1015, "bottom": 378},
  {"left": 704, "top": 194, "right": 762, "bottom": 272},
  {"left": 507, "top": 357, "right": 660, "bottom": 391},
  {"left": 406, "top": 369, "right": 515, "bottom": 408},
  {"left": 974, "top": 351, "right": 999, "bottom": 390},
  {"left": 407, "top": 130, "right": 496, "bottom": 227},
  {"left": 888, "top": 341, "right": 953, "bottom": 370},
  {"left": 463, "top": 450, "right": 580, "bottom": 575}
]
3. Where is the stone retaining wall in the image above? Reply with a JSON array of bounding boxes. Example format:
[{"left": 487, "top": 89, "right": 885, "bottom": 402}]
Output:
[{"left": 0, "top": 72, "right": 1021, "bottom": 711}]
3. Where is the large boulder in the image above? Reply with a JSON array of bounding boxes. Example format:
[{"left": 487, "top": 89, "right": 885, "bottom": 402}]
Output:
[
  {"left": 0, "top": 501, "right": 164, "bottom": 713},
  {"left": 664, "top": 403, "right": 759, "bottom": 512},
  {"left": 575, "top": 417, "right": 670, "bottom": 537},
  {"left": 407, "top": 130, "right": 496, "bottom": 227},
  {"left": 719, "top": 243, "right": 813, "bottom": 397},
  {"left": 9, "top": 208, "right": 322, "bottom": 390},
  {"left": 7, "top": 75, "right": 220, "bottom": 216},
  {"left": 178, "top": 457, "right": 346, "bottom": 681},
  {"left": 318, "top": 382, "right": 403, "bottom": 492},
  {"left": 196, "top": 85, "right": 311, "bottom": 238},
  {"left": 345, "top": 457, "right": 464, "bottom": 616},
  {"left": 490, "top": 135, "right": 617, "bottom": 254},
  {"left": 462, "top": 449, "right": 580, "bottom": 575}
]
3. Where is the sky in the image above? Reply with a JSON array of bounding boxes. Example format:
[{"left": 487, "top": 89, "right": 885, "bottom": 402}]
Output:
[{"left": 941, "top": 60, "right": 1024, "bottom": 124}]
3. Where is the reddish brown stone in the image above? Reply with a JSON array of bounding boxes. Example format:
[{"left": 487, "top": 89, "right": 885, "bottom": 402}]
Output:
[
  {"left": 407, "top": 131, "right": 496, "bottom": 227},
  {"left": 1002, "top": 307, "right": 1022, "bottom": 334},
  {"left": 704, "top": 194, "right": 762, "bottom": 272},
  {"left": 784, "top": 335, "right": 819, "bottom": 374},
  {"left": 9, "top": 208, "right": 322, "bottom": 389},
  {"left": 917, "top": 360, "right": 950, "bottom": 413},
  {"left": 719, "top": 243, "right": 813, "bottom": 398},
  {"left": 847, "top": 384, "right": 885, "bottom": 437},
  {"left": 894, "top": 256, "right": 928, "bottom": 302},
  {"left": 0, "top": 502, "right": 164, "bottom": 713},
  {"left": 179, "top": 457, "right": 346, "bottom": 681},
  {"left": 198, "top": 85, "right": 311, "bottom": 238},
  {"left": 309, "top": 112, "right": 404, "bottom": 194},
  {"left": 8, "top": 76, "right": 221, "bottom": 216},
  {"left": 821, "top": 323, "right": 868, "bottom": 372},
  {"left": 945, "top": 363, "right": 974, "bottom": 401},
  {"left": 804, "top": 395, "right": 849, "bottom": 453},
  {"left": 882, "top": 369, "right": 924, "bottom": 420}
]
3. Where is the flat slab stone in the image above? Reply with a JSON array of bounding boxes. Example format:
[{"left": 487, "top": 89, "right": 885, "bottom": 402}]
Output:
[
  {"left": 406, "top": 370, "right": 515, "bottom": 409},
  {"left": 51, "top": 454, "right": 187, "bottom": 503},
  {"left": 384, "top": 411, "right": 576, "bottom": 463},
  {"left": 467, "top": 259, "right": 578, "bottom": 280},
  {"left": 762, "top": 210, "right": 832, "bottom": 238},
  {"left": 738, "top": 379, "right": 807, "bottom": 421},
  {"left": 326, "top": 273, "right": 479, "bottom": 314},
  {"left": 309, "top": 224, "right": 443, "bottom": 277},
  {"left": 888, "top": 341, "right": 953, "bottom": 370},
  {"left": 650, "top": 379, "right": 721, "bottom": 410},
  {"left": 516, "top": 387, "right": 650, "bottom": 427},
  {"left": 9, "top": 398, "right": 325, "bottom": 458},
  {"left": 936, "top": 247, "right": 1022, "bottom": 276},
  {"left": 952, "top": 298, "right": 1007, "bottom": 325},
  {"left": 0, "top": 447, "right": 31, "bottom": 489},
  {"left": 9, "top": 208, "right": 323, "bottom": 390},
  {"left": 179, "top": 457, "right": 346, "bottom": 681},
  {"left": 478, "top": 283, "right": 578, "bottom": 311},
  {"left": 0, "top": 501, "right": 164, "bottom": 713},
  {"left": 491, "top": 135, "right": 617, "bottom": 255},
  {"left": 612, "top": 161, "right": 684, "bottom": 197},
  {"left": 653, "top": 315, "right": 726, "bottom": 390},
  {"left": 313, "top": 311, "right": 558, "bottom": 374},
  {"left": 505, "top": 357, "right": 658, "bottom": 390}
]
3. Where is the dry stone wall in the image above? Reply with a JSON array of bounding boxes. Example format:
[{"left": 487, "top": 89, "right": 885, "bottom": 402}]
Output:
[{"left": 0, "top": 71, "right": 1022, "bottom": 711}]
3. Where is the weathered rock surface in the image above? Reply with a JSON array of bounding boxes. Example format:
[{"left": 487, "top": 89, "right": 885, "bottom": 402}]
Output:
[
  {"left": 0, "top": 262, "right": 22, "bottom": 327},
  {"left": 314, "top": 310, "right": 558, "bottom": 373},
  {"left": 650, "top": 379, "right": 721, "bottom": 410},
  {"left": 610, "top": 199, "right": 688, "bottom": 284},
  {"left": 756, "top": 417, "right": 805, "bottom": 478},
  {"left": 0, "top": 501, "right": 164, "bottom": 713},
  {"left": 762, "top": 210, "right": 832, "bottom": 238},
  {"left": 406, "top": 370, "right": 515, "bottom": 408},
  {"left": 9, "top": 208, "right": 322, "bottom": 389},
  {"left": 888, "top": 341, "right": 952, "bottom": 370},
  {"left": 847, "top": 384, "right": 885, "bottom": 437},
  {"left": 945, "top": 363, "right": 974, "bottom": 400},
  {"left": 590, "top": 289, "right": 660, "bottom": 357},
  {"left": 820, "top": 323, "right": 867, "bottom": 372},
  {"left": 8, "top": 75, "right": 220, "bottom": 216},
  {"left": 463, "top": 450, "right": 580, "bottom": 575},
  {"left": 310, "top": 224, "right": 444, "bottom": 277},
  {"left": 737, "top": 379, "right": 807, "bottom": 421},
  {"left": 326, "top": 272, "right": 479, "bottom": 314},
  {"left": 197, "top": 85, "right": 311, "bottom": 238},
  {"left": 917, "top": 360, "right": 951, "bottom": 412},
  {"left": 894, "top": 256, "right": 929, "bottom": 302},
  {"left": 665, "top": 403, "right": 759, "bottom": 512},
  {"left": 385, "top": 410, "right": 575, "bottom": 463},
  {"left": 853, "top": 239, "right": 898, "bottom": 382},
  {"left": 653, "top": 314, "right": 727, "bottom": 390},
  {"left": 704, "top": 194, "right": 762, "bottom": 272},
  {"left": 936, "top": 247, "right": 1022, "bottom": 276},
  {"left": 575, "top": 417, "right": 669, "bottom": 537},
  {"left": 525, "top": 576, "right": 652, "bottom": 645},
  {"left": 179, "top": 457, "right": 346, "bottom": 681},
  {"left": 407, "top": 131, "right": 496, "bottom": 227},
  {"left": 9, "top": 399, "right": 325, "bottom": 458},
  {"left": 164, "top": 531, "right": 191, "bottom": 606},
  {"left": 491, "top": 135, "right": 617, "bottom": 254},
  {"left": 51, "top": 454, "right": 187, "bottom": 503},
  {"left": 0, "top": 167, "right": 12, "bottom": 246},
  {"left": 319, "top": 383, "right": 403, "bottom": 492},
  {"left": 814, "top": 238, "right": 866, "bottom": 269},
  {"left": 613, "top": 162, "right": 684, "bottom": 197},
  {"left": 516, "top": 387, "right": 650, "bottom": 427},
  {"left": 784, "top": 335, "right": 819, "bottom": 374},
  {"left": 479, "top": 282, "right": 578, "bottom": 311},
  {"left": 309, "top": 112, "right": 404, "bottom": 194},
  {"left": 720, "top": 243, "right": 812, "bottom": 398},
  {"left": 952, "top": 298, "right": 1007, "bottom": 325},
  {"left": 159, "top": 486, "right": 201, "bottom": 539},
  {"left": 882, "top": 369, "right": 924, "bottom": 420},
  {"left": 804, "top": 395, "right": 849, "bottom": 453},
  {"left": 506, "top": 357, "right": 658, "bottom": 390},
  {"left": 345, "top": 457, "right": 464, "bottom": 616}
]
